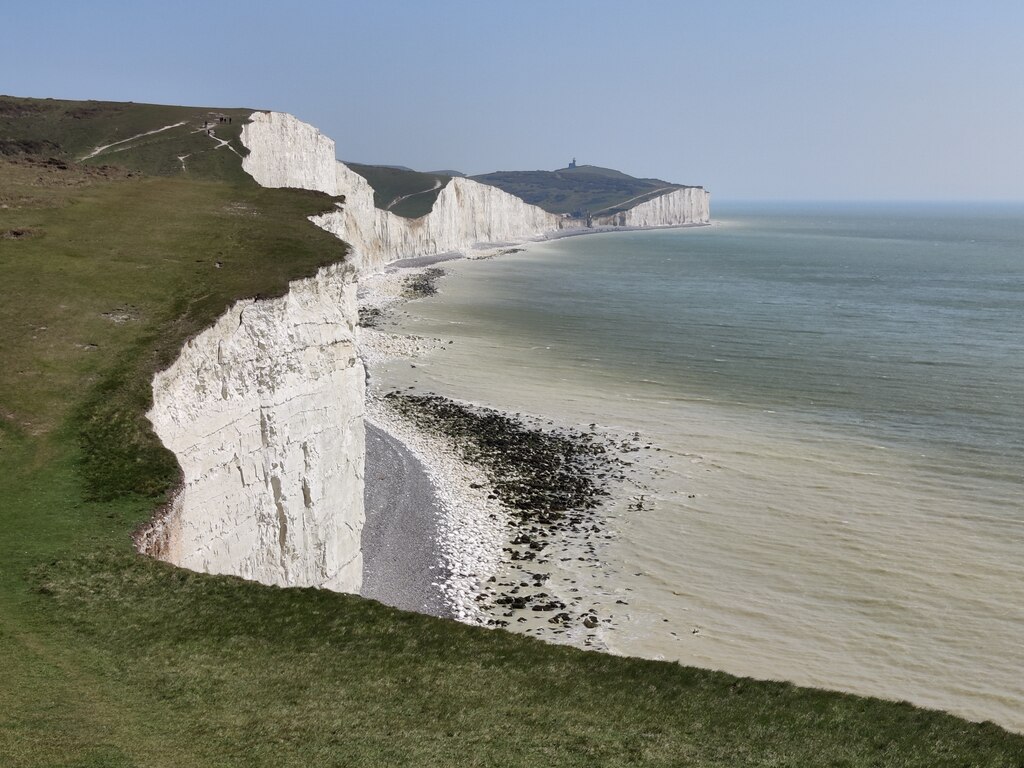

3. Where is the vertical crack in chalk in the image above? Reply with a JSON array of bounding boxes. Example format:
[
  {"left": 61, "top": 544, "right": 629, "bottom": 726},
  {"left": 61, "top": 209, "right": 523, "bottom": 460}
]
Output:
[
  {"left": 301, "top": 477, "right": 313, "bottom": 509},
  {"left": 270, "top": 475, "right": 289, "bottom": 578}
]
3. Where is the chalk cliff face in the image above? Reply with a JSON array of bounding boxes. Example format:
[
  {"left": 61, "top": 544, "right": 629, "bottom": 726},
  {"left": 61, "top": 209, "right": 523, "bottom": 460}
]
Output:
[
  {"left": 315, "top": 174, "right": 584, "bottom": 272},
  {"left": 241, "top": 111, "right": 710, "bottom": 272},
  {"left": 239, "top": 110, "right": 339, "bottom": 196},
  {"left": 145, "top": 263, "right": 364, "bottom": 592},
  {"left": 242, "top": 111, "right": 584, "bottom": 272},
  {"left": 145, "top": 110, "right": 709, "bottom": 595},
  {"left": 594, "top": 187, "right": 710, "bottom": 228}
]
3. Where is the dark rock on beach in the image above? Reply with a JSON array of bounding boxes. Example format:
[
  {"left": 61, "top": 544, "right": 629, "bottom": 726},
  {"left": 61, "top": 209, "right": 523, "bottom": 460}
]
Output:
[
  {"left": 401, "top": 267, "right": 445, "bottom": 298},
  {"left": 381, "top": 391, "right": 630, "bottom": 632},
  {"left": 358, "top": 306, "right": 385, "bottom": 328}
]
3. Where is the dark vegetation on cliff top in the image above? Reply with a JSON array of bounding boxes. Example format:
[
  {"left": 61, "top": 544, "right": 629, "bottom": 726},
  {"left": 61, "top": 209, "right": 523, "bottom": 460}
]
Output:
[
  {"left": 1, "top": 94, "right": 1021, "bottom": 767},
  {"left": 347, "top": 162, "right": 452, "bottom": 219},
  {"left": 471, "top": 164, "right": 696, "bottom": 216},
  {"left": 347, "top": 159, "right": 699, "bottom": 220}
]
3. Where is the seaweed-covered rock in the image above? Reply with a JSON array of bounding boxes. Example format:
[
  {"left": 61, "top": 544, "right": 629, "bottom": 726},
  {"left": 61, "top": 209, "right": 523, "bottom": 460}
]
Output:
[{"left": 401, "top": 267, "right": 445, "bottom": 299}]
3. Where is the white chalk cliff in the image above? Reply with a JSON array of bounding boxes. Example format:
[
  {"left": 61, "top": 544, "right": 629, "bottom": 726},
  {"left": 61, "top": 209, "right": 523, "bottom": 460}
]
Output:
[
  {"left": 144, "top": 264, "right": 364, "bottom": 591},
  {"left": 144, "top": 109, "right": 708, "bottom": 594},
  {"left": 241, "top": 112, "right": 709, "bottom": 272},
  {"left": 241, "top": 111, "right": 586, "bottom": 272},
  {"left": 593, "top": 186, "right": 710, "bottom": 228}
]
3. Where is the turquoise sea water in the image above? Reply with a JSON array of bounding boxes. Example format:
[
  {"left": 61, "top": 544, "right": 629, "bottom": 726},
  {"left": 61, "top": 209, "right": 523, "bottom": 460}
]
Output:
[{"left": 379, "top": 203, "right": 1024, "bottom": 730}]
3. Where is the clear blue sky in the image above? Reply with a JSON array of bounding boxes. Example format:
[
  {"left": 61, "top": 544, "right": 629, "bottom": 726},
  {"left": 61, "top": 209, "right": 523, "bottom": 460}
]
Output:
[{"left": 3, "top": 1, "right": 1022, "bottom": 200}]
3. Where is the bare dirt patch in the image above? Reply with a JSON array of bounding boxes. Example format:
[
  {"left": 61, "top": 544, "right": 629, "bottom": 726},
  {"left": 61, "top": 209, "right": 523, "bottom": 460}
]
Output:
[
  {"left": 0, "top": 139, "right": 61, "bottom": 156},
  {"left": 1, "top": 156, "right": 136, "bottom": 194},
  {"left": 1, "top": 227, "right": 40, "bottom": 240},
  {"left": 100, "top": 306, "right": 140, "bottom": 324}
]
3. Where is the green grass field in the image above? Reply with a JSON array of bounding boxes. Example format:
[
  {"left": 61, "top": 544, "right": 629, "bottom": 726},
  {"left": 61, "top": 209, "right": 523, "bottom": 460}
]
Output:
[{"left": 1, "top": 95, "right": 1022, "bottom": 766}]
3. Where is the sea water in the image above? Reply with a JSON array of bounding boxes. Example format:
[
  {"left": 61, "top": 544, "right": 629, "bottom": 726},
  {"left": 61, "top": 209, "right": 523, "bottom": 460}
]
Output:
[{"left": 376, "top": 202, "right": 1024, "bottom": 730}]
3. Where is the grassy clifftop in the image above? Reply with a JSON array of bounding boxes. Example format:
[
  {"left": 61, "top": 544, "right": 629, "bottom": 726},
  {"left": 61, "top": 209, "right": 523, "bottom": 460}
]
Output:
[
  {"left": 0, "top": 95, "right": 1021, "bottom": 766},
  {"left": 471, "top": 165, "right": 693, "bottom": 216},
  {"left": 347, "top": 163, "right": 452, "bottom": 219},
  {"left": 0, "top": 95, "right": 252, "bottom": 181}
]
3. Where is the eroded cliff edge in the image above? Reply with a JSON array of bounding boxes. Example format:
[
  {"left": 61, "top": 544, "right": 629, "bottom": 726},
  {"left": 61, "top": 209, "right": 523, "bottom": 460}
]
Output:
[{"left": 143, "top": 109, "right": 709, "bottom": 595}]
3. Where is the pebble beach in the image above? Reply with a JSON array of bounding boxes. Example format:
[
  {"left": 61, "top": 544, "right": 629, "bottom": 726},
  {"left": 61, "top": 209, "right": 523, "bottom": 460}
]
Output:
[{"left": 357, "top": 253, "right": 653, "bottom": 648}]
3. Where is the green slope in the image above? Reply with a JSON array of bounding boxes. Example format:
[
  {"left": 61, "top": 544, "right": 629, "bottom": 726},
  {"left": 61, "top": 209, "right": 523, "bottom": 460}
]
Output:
[
  {"left": 0, "top": 95, "right": 252, "bottom": 181},
  {"left": 0, "top": 95, "right": 1021, "bottom": 767},
  {"left": 347, "top": 163, "right": 451, "bottom": 219},
  {"left": 471, "top": 165, "right": 691, "bottom": 216},
  {"left": 345, "top": 161, "right": 691, "bottom": 221}
]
